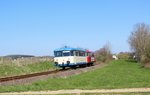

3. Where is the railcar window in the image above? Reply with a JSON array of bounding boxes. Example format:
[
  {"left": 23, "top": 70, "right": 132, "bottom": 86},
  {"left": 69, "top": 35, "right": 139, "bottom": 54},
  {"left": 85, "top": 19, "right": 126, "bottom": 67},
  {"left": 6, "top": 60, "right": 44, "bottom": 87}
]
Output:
[
  {"left": 89, "top": 53, "right": 94, "bottom": 57},
  {"left": 75, "top": 51, "right": 79, "bottom": 56},
  {"left": 79, "top": 51, "right": 85, "bottom": 56},
  {"left": 86, "top": 53, "right": 90, "bottom": 56},
  {"left": 70, "top": 51, "right": 74, "bottom": 56},
  {"left": 85, "top": 53, "right": 87, "bottom": 56},
  {"left": 63, "top": 52, "right": 70, "bottom": 56},
  {"left": 73, "top": 51, "right": 76, "bottom": 56},
  {"left": 92, "top": 53, "right": 95, "bottom": 57},
  {"left": 54, "top": 51, "right": 62, "bottom": 57},
  {"left": 63, "top": 51, "right": 70, "bottom": 56}
]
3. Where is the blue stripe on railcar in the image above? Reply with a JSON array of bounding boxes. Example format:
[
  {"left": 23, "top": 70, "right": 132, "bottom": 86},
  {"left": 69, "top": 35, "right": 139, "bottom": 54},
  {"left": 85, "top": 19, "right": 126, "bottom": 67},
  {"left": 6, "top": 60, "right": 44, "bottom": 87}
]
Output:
[
  {"left": 54, "top": 46, "right": 86, "bottom": 52},
  {"left": 56, "top": 62, "right": 87, "bottom": 67}
]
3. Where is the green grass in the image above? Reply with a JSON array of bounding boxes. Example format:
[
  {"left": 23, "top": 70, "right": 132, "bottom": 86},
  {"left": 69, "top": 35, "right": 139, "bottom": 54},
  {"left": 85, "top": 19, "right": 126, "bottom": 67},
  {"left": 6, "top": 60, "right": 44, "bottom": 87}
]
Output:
[
  {"left": 32, "top": 92, "right": 150, "bottom": 95},
  {"left": 0, "top": 61, "right": 55, "bottom": 77},
  {"left": 0, "top": 60, "right": 150, "bottom": 92},
  {"left": 81, "top": 92, "right": 150, "bottom": 95}
]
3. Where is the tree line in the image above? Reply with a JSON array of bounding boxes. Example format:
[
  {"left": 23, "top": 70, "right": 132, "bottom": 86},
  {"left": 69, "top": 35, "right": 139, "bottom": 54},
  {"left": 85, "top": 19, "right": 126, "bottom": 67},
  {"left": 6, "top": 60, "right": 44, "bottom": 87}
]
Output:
[{"left": 95, "top": 23, "right": 150, "bottom": 68}]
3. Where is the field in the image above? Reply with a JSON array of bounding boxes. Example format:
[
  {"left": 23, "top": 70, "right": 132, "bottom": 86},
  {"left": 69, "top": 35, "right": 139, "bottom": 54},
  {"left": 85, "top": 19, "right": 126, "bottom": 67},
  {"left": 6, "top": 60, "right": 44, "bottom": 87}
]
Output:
[
  {"left": 0, "top": 61, "right": 55, "bottom": 78},
  {"left": 0, "top": 60, "right": 150, "bottom": 93},
  {"left": 63, "top": 93, "right": 150, "bottom": 95}
]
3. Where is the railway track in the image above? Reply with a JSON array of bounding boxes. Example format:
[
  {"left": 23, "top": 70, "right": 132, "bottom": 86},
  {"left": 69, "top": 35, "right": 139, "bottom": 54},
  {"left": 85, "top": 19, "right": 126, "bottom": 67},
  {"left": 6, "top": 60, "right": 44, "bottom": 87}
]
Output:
[
  {"left": 0, "top": 64, "right": 102, "bottom": 86},
  {"left": 0, "top": 69, "right": 67, "bottom": 83},
  {"left": 0, "top": 65, "right": 94, "bottom": 83}
]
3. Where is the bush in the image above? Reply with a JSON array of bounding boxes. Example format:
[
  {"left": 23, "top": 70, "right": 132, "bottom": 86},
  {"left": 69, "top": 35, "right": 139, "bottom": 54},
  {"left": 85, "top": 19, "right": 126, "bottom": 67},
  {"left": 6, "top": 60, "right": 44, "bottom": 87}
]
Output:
[
  {"left": 117, "top": 52, "right": 131, "bottom": 60},
  {"left": 95, "top": 43, "right": 112, "bottom": 63}
]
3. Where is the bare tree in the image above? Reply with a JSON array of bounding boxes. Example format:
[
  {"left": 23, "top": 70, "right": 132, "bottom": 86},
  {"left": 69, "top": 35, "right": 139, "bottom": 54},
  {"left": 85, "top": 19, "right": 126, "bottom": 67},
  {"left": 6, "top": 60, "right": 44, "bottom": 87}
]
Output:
[
  {"left": 128, "top": 23, "right": 150, "bottom": 65},
  {"left": 95, "top": 43, "right": 112, "bottom": 63}
]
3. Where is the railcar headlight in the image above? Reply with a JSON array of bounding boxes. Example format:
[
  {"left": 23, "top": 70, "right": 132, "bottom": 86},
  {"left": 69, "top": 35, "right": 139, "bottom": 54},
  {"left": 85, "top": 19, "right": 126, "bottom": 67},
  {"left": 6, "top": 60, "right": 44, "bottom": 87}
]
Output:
[
  {"left": 54, "top": 62, "right": 58, "bottom": 66},
  {"left": 67, "top": 61, "right": 70, "bottom": 66},
  {"left": 67, "top": 61, "right": 70, "bottom": 64}
]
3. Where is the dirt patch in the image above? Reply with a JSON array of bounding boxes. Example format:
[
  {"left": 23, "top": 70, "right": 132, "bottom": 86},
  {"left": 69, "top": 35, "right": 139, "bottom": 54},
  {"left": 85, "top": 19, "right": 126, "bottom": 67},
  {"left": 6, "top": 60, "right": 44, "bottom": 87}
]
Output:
[
  {"left": 1, "top": 88, "right": 150, "bottom": 95},
  {"left": 144, "top": 63, "right": 150, "bottom": 68}
]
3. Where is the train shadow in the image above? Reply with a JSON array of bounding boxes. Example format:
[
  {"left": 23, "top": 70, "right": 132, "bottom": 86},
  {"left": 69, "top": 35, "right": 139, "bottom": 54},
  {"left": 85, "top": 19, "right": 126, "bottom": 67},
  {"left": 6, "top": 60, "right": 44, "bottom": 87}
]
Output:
[{"left": 58, "top": 64, "right": 95, "bottom": 70}]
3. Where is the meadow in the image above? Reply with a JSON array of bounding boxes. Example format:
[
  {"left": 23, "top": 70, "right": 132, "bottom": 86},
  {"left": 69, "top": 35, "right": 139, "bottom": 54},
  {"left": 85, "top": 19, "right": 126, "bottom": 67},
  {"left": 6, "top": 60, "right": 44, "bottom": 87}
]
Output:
[
  {"left": 0, "top": 60, "right": 150, "bottom": 92},
  {"left": 0, "top": 61, "right": 55, "bottom": 78}
]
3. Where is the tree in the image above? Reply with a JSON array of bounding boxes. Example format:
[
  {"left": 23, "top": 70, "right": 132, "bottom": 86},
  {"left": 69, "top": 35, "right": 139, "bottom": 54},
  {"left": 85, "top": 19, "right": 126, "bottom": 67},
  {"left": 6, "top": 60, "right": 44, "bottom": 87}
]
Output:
[
  {"left": 95, "top": 43, "right": 112, "bottom": 63},
  {"left": 128, "top": 23, "right": 150, "bottom": 66}
]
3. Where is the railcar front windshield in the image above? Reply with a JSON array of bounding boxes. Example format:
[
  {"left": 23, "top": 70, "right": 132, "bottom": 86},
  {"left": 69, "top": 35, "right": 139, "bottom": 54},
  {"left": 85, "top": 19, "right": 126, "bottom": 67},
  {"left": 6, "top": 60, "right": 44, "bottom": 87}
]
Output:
[
  {"left": 54, "top": 51, "right": 74, "bottom": 57},
  {"left": 62, "top": 51, "right": 70, "bottom": 56},
  {"left": 54, "top": 51, "right": 62, "bottom": 57}
]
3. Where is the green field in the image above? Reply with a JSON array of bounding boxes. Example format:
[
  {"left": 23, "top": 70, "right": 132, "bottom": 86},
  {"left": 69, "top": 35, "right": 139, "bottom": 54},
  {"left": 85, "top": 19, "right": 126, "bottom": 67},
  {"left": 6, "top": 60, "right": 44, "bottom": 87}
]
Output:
[
  {"left": 0, "top": 61, "right": 55, "bottom": 78},
  {"left": 0, "top": 60, "right": 150, "bottom": 92},
  {"left": 53, "top": 93, "right": 150, "bottom": 95},
  {"left": 59, "top": 93, "right": 150, "bottom": 95}
]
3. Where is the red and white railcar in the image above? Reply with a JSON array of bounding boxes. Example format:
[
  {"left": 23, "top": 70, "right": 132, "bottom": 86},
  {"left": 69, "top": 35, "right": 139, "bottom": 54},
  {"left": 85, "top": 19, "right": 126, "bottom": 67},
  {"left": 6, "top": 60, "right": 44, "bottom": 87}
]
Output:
[{"left": 54, "top": 46, "right": 96, "bottom": 69}]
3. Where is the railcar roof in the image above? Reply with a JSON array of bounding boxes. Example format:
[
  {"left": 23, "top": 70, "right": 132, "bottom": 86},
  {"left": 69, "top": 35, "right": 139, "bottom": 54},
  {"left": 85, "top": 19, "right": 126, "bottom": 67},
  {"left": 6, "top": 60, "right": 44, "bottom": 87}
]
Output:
[{"left": 54, "top": 46, "right": 86, "bottom": 52}]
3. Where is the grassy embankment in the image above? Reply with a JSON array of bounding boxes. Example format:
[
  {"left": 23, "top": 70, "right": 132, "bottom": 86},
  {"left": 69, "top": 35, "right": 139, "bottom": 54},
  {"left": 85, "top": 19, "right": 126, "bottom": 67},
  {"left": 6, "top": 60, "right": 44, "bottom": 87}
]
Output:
[
  {"left": 59, "top": 92, "right": 150, "bottom": 95},
  {"left": 55, "top": 93, "right": 150, "bottom": 95},
  {"left": 0, "top": 61, "right": 55, "bottom": 78},
  {"left": 0, "top": 60, "right": 150, "bottom": 92}
]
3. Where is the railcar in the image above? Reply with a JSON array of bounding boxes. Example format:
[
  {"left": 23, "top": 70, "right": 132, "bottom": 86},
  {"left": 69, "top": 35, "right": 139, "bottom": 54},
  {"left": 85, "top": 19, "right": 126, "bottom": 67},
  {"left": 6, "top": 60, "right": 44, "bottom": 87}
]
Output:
[{"left": 54, "top": 46, "right": 96, "bottom": 69}]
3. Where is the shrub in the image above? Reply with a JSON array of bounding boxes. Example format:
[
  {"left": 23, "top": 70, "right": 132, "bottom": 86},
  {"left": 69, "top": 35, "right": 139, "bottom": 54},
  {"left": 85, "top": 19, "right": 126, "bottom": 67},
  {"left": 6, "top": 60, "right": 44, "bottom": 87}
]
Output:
[
  {"left": 117, "top": 52, "right": 131, "bottom": 60},
  {"left": 95, "top": 43, "right": 112, "bottom": 63}
]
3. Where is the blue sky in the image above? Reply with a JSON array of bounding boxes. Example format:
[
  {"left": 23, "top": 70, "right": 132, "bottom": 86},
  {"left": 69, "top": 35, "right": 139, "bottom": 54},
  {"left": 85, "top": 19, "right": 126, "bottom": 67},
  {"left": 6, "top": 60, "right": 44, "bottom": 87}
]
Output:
[{"left": 0, "top": 0, "right": 150, "bottom": 56}]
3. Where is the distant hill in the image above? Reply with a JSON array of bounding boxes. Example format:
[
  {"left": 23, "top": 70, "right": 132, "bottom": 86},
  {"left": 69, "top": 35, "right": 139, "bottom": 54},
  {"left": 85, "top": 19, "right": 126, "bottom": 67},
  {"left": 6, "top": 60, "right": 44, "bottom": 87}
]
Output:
[
  {"left": 40, "top": 56, "right": 54, "bottom": 58},
  {"left": 4, "top": 55, "right": 35, "bottom": 59}
]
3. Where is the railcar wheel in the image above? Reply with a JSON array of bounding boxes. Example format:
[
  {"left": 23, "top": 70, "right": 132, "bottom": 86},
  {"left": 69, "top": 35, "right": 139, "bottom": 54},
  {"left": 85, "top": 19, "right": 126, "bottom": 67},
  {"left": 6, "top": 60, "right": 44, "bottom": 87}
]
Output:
[
  {"left": 62, "top": 67, "right": 65, "bottom": 70},
  {"left": 71, "top": 66, "right": 77, "bottom": 69},
  {"left": 87, "top": 63, "right": 91, "bottom": 67},
  {"left": 79, "top": 65, "right": 85, "bottom": 68}
]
